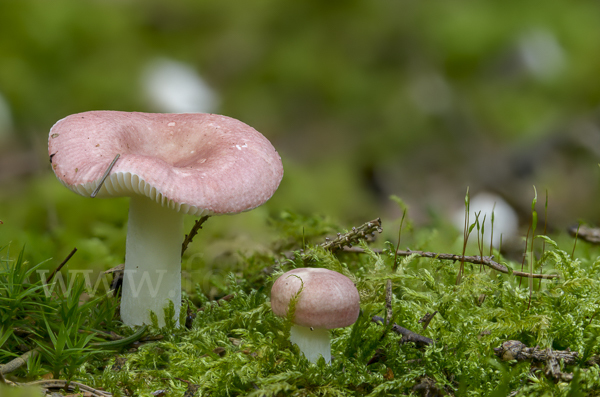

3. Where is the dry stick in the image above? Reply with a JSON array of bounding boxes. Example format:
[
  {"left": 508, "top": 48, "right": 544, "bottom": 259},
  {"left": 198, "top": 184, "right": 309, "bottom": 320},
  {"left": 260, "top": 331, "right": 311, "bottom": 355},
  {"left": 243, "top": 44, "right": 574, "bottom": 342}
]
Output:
[
  {"left": 372, "top": 315, "right": 433, "bottom": 347},
  {"left": 15, "top": 379, "right": 112, "bottom": 397},
  {"left": 418, "top": 311, "right": 438, "bottom": 330},
  {"left": 585, "top": 311, "right": 599, "bottom": 330},
  {"left": 91, "top": 153, "right": 120, "bottom": 198},
  {"left": 320, "top": 218, "right": 382, "bottom": 252},
  {"left": 494, "top": 340, "right": 577, "bottom": 382},
  {"left": 181, "top": 215, "right": 210, "bottom": 256},
  {"left": 342, "top": 246, "right": 558, "bottom": 279},
  {"left": 0, "top": 348, "right": 39, "bottom": 375},
  {"left": 46, "top": 247, "right": 77, "bottom": 284},
  {"left": 385, "top": 279, "right": 393, "bottom": 326},
  {"left": 569, "top": 224, "right": 600, "bottom": 244}
]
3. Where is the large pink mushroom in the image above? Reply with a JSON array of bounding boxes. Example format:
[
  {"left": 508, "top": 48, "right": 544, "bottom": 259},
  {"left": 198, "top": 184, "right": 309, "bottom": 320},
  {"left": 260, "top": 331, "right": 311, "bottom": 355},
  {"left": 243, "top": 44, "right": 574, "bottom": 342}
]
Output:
[
  {"left": 49, "top": 111, "right": 283, "bottom": 327},
  {"left": 271, "top": 267, "right": 360, "bottom": 363}
]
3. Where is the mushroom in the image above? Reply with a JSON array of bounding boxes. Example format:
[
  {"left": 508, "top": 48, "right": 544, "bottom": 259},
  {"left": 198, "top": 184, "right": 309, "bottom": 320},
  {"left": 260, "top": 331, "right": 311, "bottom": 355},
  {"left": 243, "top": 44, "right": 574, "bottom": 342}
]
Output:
[
  {"left": 270, "top": 267, "right": 360, "bottom": 363},
  {"left": 49, "top": 111, "right": 283, "bottom": 327}
]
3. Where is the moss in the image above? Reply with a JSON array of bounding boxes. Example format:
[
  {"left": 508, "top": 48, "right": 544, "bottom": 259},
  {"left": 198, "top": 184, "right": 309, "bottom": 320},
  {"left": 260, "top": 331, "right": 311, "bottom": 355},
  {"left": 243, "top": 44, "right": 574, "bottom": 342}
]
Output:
[{"left": 2, "top": 214, "right": 600, "bottom": 396}]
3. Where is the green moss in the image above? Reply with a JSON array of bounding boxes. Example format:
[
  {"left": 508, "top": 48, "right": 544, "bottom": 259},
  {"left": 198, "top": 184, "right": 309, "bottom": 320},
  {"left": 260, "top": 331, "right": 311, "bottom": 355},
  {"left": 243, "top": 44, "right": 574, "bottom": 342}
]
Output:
[{"left": 2, "top": 214, "right": 600, "bottom": 396}]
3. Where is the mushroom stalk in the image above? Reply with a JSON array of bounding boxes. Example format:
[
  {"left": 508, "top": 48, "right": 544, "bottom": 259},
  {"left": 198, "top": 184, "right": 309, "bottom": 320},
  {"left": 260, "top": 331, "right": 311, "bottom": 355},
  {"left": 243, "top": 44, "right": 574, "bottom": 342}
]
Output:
[
  {"left": 120, "top": 195, "right": 184, "bottom": 327},
  {"left": 289, "top": 325, "right": 331, "bottom": 363}
]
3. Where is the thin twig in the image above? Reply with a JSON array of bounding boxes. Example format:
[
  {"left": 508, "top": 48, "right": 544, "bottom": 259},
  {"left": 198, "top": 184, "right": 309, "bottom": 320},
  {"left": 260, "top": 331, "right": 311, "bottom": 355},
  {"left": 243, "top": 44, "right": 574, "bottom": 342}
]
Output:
[
  {"left": 569, "top": 224, "right": 600, "bottom": 244},
  {"left": 282, "top": 218, "right": 383, "bottom": 260},
  {"left": 15, "top": 379, "right": 112, "bottom": 396},
  {"left": 46, "top": 247, "right": 77, "bottom": 283},
  {"left": 0, "top": 348, "right": 39, "bottom": 375},
  {"left": 91, "top": 153, "right": 120, "bottom": 198},
  {"left": 181, "top": 216, "right": 210, "bottom": 256},
  {"left": 372, "top": 315, "right": 433, "bottom": 347},
  {"left": 585, "top": 311, "right": 599, "bottom": 330},
  {"left": 385, "top": 279, "right": 393, "bottom": 326},
  {"left": 320, "top": 218, "right": 382, "bottom": 252},
  {"left": 418, "top": 311, "right": 438, "bottom": 330},
  {"left": 494, "top": 340, "right": 577, "bottom": 382},
  {"left": 342, "top": 247, "right": 558, "bottom": 279}
]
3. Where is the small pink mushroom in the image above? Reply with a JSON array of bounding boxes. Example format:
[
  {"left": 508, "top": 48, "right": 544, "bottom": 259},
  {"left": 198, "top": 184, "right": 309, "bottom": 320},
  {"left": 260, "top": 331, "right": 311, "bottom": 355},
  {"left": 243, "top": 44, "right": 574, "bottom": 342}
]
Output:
[{"left": 271, "top": 267, "right": 360, "bottom": 363}]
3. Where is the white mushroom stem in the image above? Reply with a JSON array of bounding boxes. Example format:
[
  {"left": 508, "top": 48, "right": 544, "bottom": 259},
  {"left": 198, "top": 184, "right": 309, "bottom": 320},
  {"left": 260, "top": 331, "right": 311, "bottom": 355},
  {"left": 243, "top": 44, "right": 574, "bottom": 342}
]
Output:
[
  {"left": 120, "top": 195, "right": 184, "bottom": 327},
  {"left": 289, "top": 325, "right": 331, "bottom": 364}
]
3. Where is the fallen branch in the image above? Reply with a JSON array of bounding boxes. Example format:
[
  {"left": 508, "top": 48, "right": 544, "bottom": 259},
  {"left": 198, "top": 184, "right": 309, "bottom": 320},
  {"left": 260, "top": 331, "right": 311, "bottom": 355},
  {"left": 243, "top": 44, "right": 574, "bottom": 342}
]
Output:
[
  {"left": 418, "top": 311, "right": 438, "bottom": 330},
  {"left": 320, "top": 218, "right": 382, "bottom": 251},
  {"left": 0, "top": 348, "right": 39, "bottom": 375},
  {"left": 568, "top": 224, "right": 600, "bottom": 244},
  {"left": 181, "top": 215, "right": 210, "bottom": 256},
  {"left": 385, "top": 279, "right": 393, "bottom": 326},
  {"left": 372, "top": 315, "right": 434, "bottom": 347},
  {"left": 15, "top": 379, "right": 112, "bottom": 396},
  {"left": 494, "top": 340, "right": 577, "bottom": 382},
  {"left": 343, "top": 247, "right": 558, "bottom": 280},
  {"left": 46, "top": 247, "right": 77, "bottom": 283},
  {"left": 282, "top": 218, "right": 382, "bottom": 260}
]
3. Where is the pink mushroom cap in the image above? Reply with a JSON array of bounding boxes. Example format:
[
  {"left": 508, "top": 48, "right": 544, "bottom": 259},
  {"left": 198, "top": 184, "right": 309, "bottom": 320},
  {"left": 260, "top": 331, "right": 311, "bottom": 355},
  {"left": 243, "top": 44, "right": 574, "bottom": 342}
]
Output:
[
  {"left": 271, "top": 268, "right": 360, "bottom": 329},
  {"left": 48, "top": 111, "right": 284, "bottom": 215}
]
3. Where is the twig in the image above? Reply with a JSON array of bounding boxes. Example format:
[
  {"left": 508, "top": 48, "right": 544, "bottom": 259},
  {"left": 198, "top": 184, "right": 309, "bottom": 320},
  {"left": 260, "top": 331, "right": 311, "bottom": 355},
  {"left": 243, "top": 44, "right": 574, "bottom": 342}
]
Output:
[
  {"left": 15, "top": 379, "right": 112, "bottom": 396},
  {"left": 385, "top": 279, "right": 393, "bottom": 326},
  {"left": 372, "top": 315, "right": 434, "bottom": 347},
  {"left": 91, "top": 153, "right": 120, "bottom": 198},
  {"left": 281, "top": 218, "right": 383, "bottom": 260},
  {"left": 181, "top": 215, "right": 210, "bottom": 256},
  {"left": 568, "top": 224, "right": 600, "bottom": 244},
  {"left": 175, "top": 378, "right": 201, "bottom": 397},
  {"left": 320, "top": 218, "right": 382, "bottom": 252},
  {"left": 46, "top": 247, "right": 77, "bottom": 283},
  {"left": 418, "top": 311, "right": 438, "bottom": 330},
  {"left": 494, "top": 340, "right": 577, "bottom": 382},
  {"left": 342, "top": 247, "right": 558, "bottom": 279},
  {"left": 0, "top": 348, "right": 39, "bottom": 375}
]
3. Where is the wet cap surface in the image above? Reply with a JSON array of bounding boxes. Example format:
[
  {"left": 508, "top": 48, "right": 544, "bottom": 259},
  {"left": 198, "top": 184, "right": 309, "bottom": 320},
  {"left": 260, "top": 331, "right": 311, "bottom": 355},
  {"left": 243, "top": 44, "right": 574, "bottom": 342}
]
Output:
[
  {"left": 49, "top": 111, "right": 284, "bottom": 215},
  {"left": 271, "top": 267, "right": 360, "bottom": 329}
]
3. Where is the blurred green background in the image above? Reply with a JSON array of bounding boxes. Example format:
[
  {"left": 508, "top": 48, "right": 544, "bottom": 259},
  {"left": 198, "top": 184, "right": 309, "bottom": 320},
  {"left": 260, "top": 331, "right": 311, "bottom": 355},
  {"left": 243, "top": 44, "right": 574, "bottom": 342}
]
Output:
[{"left": 1, "top": 0, "right": 600, "bottom": 283}]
